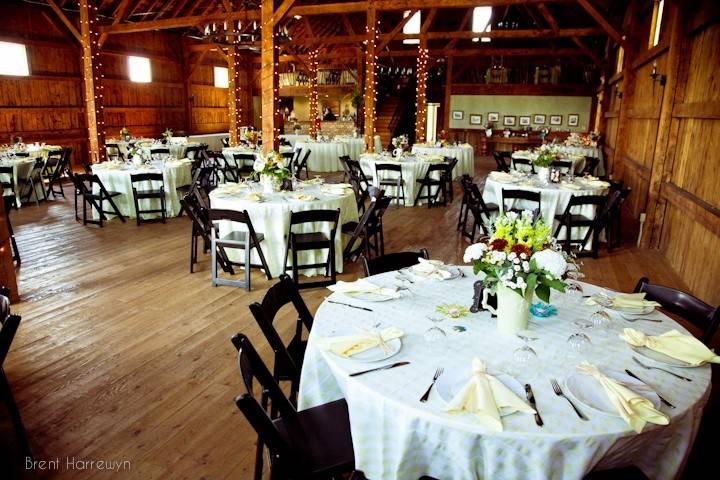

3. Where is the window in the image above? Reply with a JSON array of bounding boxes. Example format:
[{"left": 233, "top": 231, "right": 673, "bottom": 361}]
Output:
[
  {"left": 402, "top": 11, "right": 421, "bottom": 45},
  {"left": 0, "top": 42, "right": 29, "bottom": 76},
  {"left": 128, "top": 56, "right": 151, "bottom": 83},
  {"left": 615, "top": 47, "right": 625, "bottom": 74},
  {"left": 214, "top": 66, "right": 229, "bottom": 88},
  {"left": 649, "top": 0, "right": 665, "bottom": 48}
]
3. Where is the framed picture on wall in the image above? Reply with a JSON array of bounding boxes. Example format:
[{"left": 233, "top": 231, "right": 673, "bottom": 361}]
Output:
[
  {"left": 487, "top": 112, "right": 500, "bottom": 122},
  {"left": 503, "top": 116, "right": 517, "bottom": 126},
  {"left": 549, "top": 115, "right": 563, "bottom": 125},
  {"left": 568, "top": 114, "right": 580, "bottom": 127},
  {"left": 519, "top": 116, "right": 531, "bottom": 126},
  {"left": 469, "top": 114, "right": 483, "bottom": 125},
  {"left": 533, "top": 114, "right": 546, "bottom": 124},
  {"left": 452, "top": 110, "right": 464, "bottom": 120}
]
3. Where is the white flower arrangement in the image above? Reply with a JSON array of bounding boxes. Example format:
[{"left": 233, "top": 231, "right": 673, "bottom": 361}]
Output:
[{"left": 391, "top": 134, "right": 409, "bottom": 149}]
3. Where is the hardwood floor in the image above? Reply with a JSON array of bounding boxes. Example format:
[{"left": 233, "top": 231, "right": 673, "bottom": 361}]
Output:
[{"left": 3, "top": 157, "right": 697, "bottom": 479}]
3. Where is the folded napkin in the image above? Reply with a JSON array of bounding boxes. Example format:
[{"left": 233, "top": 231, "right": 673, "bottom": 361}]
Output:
[
  {"left": 490, "top": 172, "right": 517, "bottom": 183},
  {"left": 327, "top": 278, "right": 401, "bottom": 299},
  {"left": 517, "top": 181, "right": 538, "bottom": 187},
  {"left": 586, "top": 292, "right": 661, "bottom": 310},
  {"left": 241, "top": 193, "right": 263, "bottom": 202},
  {"left": 445, "top": 358, "right": 535, "bottom": 431},
  {"left": 459, "top": 143, "right": 472, "bottom": 148},
  {"left": 620, "top": 328, "right": 720, "bottom": 366},
  {"left": 581, "top": 179, "right": 611, "bottom": 189},
  {"left": 559, "top": 182, "right": 583, "bottom": 190},
  {"left": 317, "top": 327, "right": 404, "bottom": 358},
  {"left": 576, "top": 362, "right": 669, "bottom": 433},
  {"left": 411, "top": 258, "right": 453, "bottom": 280},
  {"left": 291, "top": 194, "right": 316, "bottom": 201}
]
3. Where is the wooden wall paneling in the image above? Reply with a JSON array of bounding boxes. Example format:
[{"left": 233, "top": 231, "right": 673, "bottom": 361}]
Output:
[{"left": 0, "top": 198, "right": 18, "bottom": 302}]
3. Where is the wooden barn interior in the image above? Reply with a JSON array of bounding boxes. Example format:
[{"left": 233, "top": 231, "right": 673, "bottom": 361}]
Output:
[{"left": 0, "top": 0, "right": 718, "bottom": 478}]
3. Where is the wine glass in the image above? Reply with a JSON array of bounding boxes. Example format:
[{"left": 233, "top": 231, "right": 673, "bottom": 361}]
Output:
[
  {"left": 590, "top": 310, "right": 613, "bottom": 337},
  {"left": 424, "top": 316, "right": 446, "bottom": 343},
  {"left": 512, "top": 330, "right": 539, "bottom": 378},
  {"left": 564, "top": 281, "right": 585, "bottom": 310},
  {"left": 567, "top": 319, "right": 592, "bottom": 358}
]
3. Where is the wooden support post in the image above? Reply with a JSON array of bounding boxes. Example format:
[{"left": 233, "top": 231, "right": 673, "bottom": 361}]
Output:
[
  {"left": 79, "top": 0, "right": 106, "bottom": 164},
  {"left": 415, "top": 37, "right": 429, "bottom": 143},
  {"left": 364, "top": 4, "right": 377, "bottom": 152},
  {"left": 0, "top": 199, "right": 18, "bottom": 302},
  {"left": 442, "top": 56, "right": 453, "bottom": 132},
  {"left": 308, "top": 50, "right": 320, "bottom": 139},
  {"left": 228, "top": 46, "right": 252, "bottom": 146},
  {"left": 261, "top": 0, "right": 279, "bottom": 153}
]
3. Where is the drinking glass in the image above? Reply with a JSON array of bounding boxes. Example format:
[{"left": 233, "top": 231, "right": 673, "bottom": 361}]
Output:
[
  {"left": 567, "top": 319, "right": 592, "bottom": 358},
  {"left": 424, "top": 316, "right": 446, "bottom": 343},
  {"left": 590, "top": 310, "right": 613, "bottom": 337},
  {"left": 512, "top": 330, "right": 539, "bottom": 378}
]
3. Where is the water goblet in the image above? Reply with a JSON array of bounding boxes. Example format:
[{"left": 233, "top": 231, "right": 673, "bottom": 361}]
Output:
[
  {"left": 589, "top": 310, "right": 613, "bottom": 337},
  {"left": 567, "top": 319, "right": 592, "bottom": 359},
  {"left": 424, "top": 316, "right": 447, "bottom": 343},
  {"left": 512, "top": 330, "right": 539, "bottom": 379}
]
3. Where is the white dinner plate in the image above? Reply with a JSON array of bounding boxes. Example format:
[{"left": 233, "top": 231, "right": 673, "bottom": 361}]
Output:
[
  {"left": 342, "top": 291, "right": 397, "bottom": 302},
  {"left": 564, "top": 369, "right": 661, "bottom": 416},
  {"left": 630, "top": 345, "right": 698, "bottom": 368},
  {"left": 435, "top": 370, "right": 526, "bottom": 416},
  {"left": 337, "top": 337, "right": 402, "bottom": 363},
  {"left": 606, "top": 304, "right": 656, "bottom": 315},
  {"left": 402, "top": 265, "right": 461, "bottom": 281}
]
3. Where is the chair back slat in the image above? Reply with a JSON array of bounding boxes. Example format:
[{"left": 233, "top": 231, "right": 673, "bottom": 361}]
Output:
[
  {"left": 289, "top": 208, "right": 340, "bottom": 226},
  {"left": 130, "top": 172, "right": 164, "bottom": 183},
  {"left": 363, "top": 249, "right": 430, "bottom": 276}
]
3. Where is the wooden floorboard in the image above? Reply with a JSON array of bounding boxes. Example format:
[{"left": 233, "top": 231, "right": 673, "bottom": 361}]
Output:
[{"left": 4, "top": 157, "right": 694, "bottom": 479}]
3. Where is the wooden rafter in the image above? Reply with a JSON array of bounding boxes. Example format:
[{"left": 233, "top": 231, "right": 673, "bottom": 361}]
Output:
[
  {"left": 537, "top": 2, "right": 600, "bottom": 65},
  {"left": 576, "top": 0, "right": 628, "bottom": 49},
  {"left": 444, "top": 8, "right": 473, "bottom": 52},
  {"left": 274, "top": 0, "right": 297, "bottom": 22},
  {"left": 421, "top": 8, "right": 437, "bottom": 35},
  {"left": 46, "top": 0, "right": 81, "bottom": 43},
  {"left": 99, "top": 0, "right": 132, "bottom": 47}
]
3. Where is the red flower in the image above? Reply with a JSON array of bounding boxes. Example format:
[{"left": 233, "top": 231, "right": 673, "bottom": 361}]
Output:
[
  {"left": 490, "top": 239, "right": 508, "bottom": 251},
  {"left": 510, "top": 244, "right": 532, "bottom": 258}
]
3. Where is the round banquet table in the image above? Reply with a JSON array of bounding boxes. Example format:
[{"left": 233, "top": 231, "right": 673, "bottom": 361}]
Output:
[
  {"left": 298, "top": 270, "right": 711, "bottom": 480},
  {"left": 209, "top": 183, "right": 359, "bottom": 277},
  {"left": 561, "top": 145, "right": 604, "bottom": 176},
  {"left": 483, "top": 172, "right": 609, "bottom": 242},
  {"left": 107, "top": 139, "right": 195, "bottom": 160},
  {"left": 359, "top": 153, "right": 443, "bottom": 206},
  {"left": 91, "top": 160, "right": 192, "bottom": 218},
  {"left": 221, "top": 146, "right": 293, "bottom": 168},
  {"left": 511, "top": 151, "right": 586, "bottom": 174},
  {"left": 280, "top": 134, "right": 311, "bottom": 148},
  {"left": 295, "top": 141, "right": 349, "bottom": 172},
  {"left": 411, "top": 144, "right": 475, "bottom": 177},
  {"left": 1, "top": 146, "right": 62, "bottom": 206},
  {"left": 334, "top": 136, "right": 365, "bottom": 161}
]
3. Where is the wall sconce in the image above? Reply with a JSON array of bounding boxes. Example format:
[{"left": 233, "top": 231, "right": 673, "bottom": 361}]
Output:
[{"left": 650, "top": 61, "right": 667, "bottom": 86}]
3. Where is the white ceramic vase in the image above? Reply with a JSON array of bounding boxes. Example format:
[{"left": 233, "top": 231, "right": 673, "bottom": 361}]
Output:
[
  {"left": 485, "top": 129, "right": 493, "bottom": 137},
  {"left": 260, "top": 174, "right": 281, "bottom": 193},
  {"left": 132, "top": 156, "right": 143, "bottom": 166},
  {"left": 537, "top": 167, "right": 550, "bottom": 184},
  {"left": 482, "top": 283, "right": 533, "bottom": 335}
]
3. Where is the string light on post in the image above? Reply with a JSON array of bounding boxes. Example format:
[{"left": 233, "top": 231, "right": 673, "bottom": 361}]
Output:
[
  {"left": 80, "top": 0, "right": 106, "bottom": 164},
  {"left": 415, "top": 45, "right": 429, "bottom": 143},
  {"left": 309, "top": 49, "right": 319, "bottom": 140}
]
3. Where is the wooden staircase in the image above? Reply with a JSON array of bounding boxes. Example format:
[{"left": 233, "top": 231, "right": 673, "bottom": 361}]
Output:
[{"left": 375, "top": 96, "right": 402, "bottom": 150}]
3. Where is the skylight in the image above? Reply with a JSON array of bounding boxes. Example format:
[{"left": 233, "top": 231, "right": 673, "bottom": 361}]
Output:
[
  {"left": 403, "top": 11, "right": 421, "bottom": 45},
  {"left": 472, "top": 7, "right": 493, "bottom": 43}
]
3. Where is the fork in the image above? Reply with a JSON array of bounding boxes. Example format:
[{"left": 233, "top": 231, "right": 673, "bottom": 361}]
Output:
[
  {"left": 419, "top": 367, "right": 444, "bottom": 403},
  {"left": 550, "top": 378, "right": 589, "bottom": 421},
  {"left": 619, "top": 313, "right": 662, "bottom": 323},
  {"left": 632, "top": 357, "right": 692, "bottom": 382}
]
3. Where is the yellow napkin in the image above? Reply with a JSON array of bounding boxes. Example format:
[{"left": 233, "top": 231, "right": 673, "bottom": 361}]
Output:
[
  {"left": 490, "top": 172, "right": 518, "bottom": 183},
  {"left": 317, "top": 327, "right": 404, "bottom": 357},
  {"left": 586, "top": 293, "right": 661, "bottom": 310},
  {"left": 327, "top": 279, "right": 401, "bottom": 298},
  {"left": 581, "top": 179, "right": 610, "bottom": 189},
  {"left": 576, "top": 362, "right": 669, "bottom": 433},
  {"left": 411, "top": 258, "right": 453, "bottom": 280},
  {"left": 445, "top": 358, "right": 535, "bottom": 431},
  {"left": 621, "top": 328, "right": 720, "bottom": 366},
  {"left": 292, "top": 193, "right": 316, "bottom": 201},
  {"left": 559, "top": 182, "right": 582, "bottom": 190},
  {"left": 241, "top": 193, "right": 262, "bottom": 202}
]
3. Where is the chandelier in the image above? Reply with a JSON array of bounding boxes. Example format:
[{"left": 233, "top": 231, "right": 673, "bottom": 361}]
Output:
[{"left": 201, "top": 20, "right": 291, "bottom": 47}]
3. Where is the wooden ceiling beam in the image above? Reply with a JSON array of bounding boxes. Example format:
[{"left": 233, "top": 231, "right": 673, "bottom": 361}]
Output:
[
  {"left": 45, "top": 0, "right": 81, "bottom": 43},
  {"left": 375, "top": 0, "right": 564, "bottom": 11},
  {"left": 536, "top": 3, "right": 560, "bottom": 32},
  {"left": 99, "top": 0, "right": 132, "bottom": 47},
  {"left": 274, "top": 0, "right": 297, "bottom": 22},
  {"left": 421, "top": 8, "right": 438, "bottom": 35},
  {"left": 444, "top": 8, "right": 473, "bottom": 52},
  {"left": 376, "top": 9, "right": 418, "bottom": 51},
  {"left": 576, "top": 0, "right": 628, "bottom": 49},
  {"left": 537, "top": 2, "right": 600, "bottom": 65},
  {"left": 99, "top": 10, "right": 261, "bottom": 35},
  {"left": 571, "top": 36, "right": 601, "bottom": 65}
]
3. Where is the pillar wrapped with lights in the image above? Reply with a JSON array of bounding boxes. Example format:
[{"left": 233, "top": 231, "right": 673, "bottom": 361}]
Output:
[
  {"left": 228, "top": 46, "right": 252, "bottom": 147},
  {"left": 308, "top": 49, "right": 320, "bottom": 140},
  {"left": 415, "top": 42, "right": 429, "bottom": 143},
  {"left": 79, "top": 0, "right": 106, "bottom": 164},
  {"left": 260, "top": 0, "right": 279, "bottom": 153},
  {"left": 363, "top": 6, "right": 378, "bottom": 153}
]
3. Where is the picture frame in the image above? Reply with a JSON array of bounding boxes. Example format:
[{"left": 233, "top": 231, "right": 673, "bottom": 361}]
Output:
[
  {"left": 549, "top": 115, "right": 563, "bottom": 125},
  {"left": 469, "top": 114, "right": 483, "bottom": 125},
  {"left": 519, "top": 116, "right": 531, "bottom": 126},
  {"left": 452, "top": 110, "right": 464, "bottom": 120},
  {"left": 568, "top": 114, "right": 579, "bottom": 127},
  {"left": 533, "top": 114, "right": 546, "bottom": 124},
  {"left": 503, "top": 115, "right": 517, "bottom": 127},
  {"left": 487, "top": 112, "right": 499, "bottom": 122}
]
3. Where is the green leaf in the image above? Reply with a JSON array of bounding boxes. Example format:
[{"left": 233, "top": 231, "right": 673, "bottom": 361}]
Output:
[
  {"left": 525, "top": 273, "right": 537, "bottom": 295},
  {"left": 536, "top": 284, "right": 551, "bottom": 303}
]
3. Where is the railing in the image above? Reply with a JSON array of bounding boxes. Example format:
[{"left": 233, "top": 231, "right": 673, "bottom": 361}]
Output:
[{"left": 279, "top": 69, "right": 357, "bottom": 88}]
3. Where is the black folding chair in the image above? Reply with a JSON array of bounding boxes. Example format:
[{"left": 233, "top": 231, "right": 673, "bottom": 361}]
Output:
[
  {"left": 130, "top": 172, "right": 166, "bottom": 226},
  {"left": 283, "top": 209, "right": 340, "bottom": 289},
  {"left": 414, "top": 163, "right": 450, "bottom": 208},
  {"left": 105, "top": 142, "right": 124, "bottom": 162},
  {"left": 634, "top": 278, "right": 720, "bottom": 345},
  {"left": 493, "top": 151, "right": 510, "bottom": 172},
  {"left": 553, "top": 194, "right": 608, "bottom": 258},
  {"left": 209, "top": 208, "right": 272, "bottom": 290},
  {"left": 294, "top": 149, "right": 311, "bottom": 179},
  {"left": 0, "top": 166, "right": 17, "bottom": 210},
  {"left": 43, "top": 148, "right": 68, "bottom": 199},
  {"left": 375, "top": 163, "right": 405, "bottom": 208},
  {"left": 149, "top": 147, "right": 170, "bottom": 160},
  {"left": 511, "top": 157, "right": 535, "bottom": 173},
  {"left": 502, "top": 189, "right": 541, "bottom": 215},
  {"left": 231, "top": 333, "right": 354, "bottom": 480},
  {"left": 342, "top": 188, "right": 385, "bottom": 262},
  {"left": 232, "top": 153, "right": 256, "bottom": 179},
  {"left": 443, "top": 157, "right": 458, "bottom": 202},
  {"left": 363, "top": 249, "right": 430, "bottom": 276},
  {"left": 3, "top": 197, "right": 20, "bottom": 264},
  {"left": 18, "top": 159, "right": 47, "bottom": 206},
  {"left": 74, "top": 173, "right": 126, "bottom": 227},
  {"left": 551, "top": 159, "right": 573, "bottom": 173},
  {"left": 581, "top": 157, "right": 600, "bottom": 176},
  {"left": 180, "top": 191, "right": 233, "bottom": 275}
]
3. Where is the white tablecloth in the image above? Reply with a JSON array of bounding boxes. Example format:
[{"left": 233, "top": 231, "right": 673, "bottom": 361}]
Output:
[
  {"left": 511, "top": 151, "right": 586, "bottom": 174},
  {"left": 483, "top": 173, "right": 608, "bottom": 242},
  {"left": 209, "top": 183, "right": 359, "bottom": 277},
  {"left": 334, "top": 136, "right": 365, "bottom": 161},
  {"left": 359, "top": 153, "right": 443, "bottom": 206},
  {"left": 280, "top": 134, "right": 311, "bottom": 148},
  {"left": 188, "top": 133, "right": 228, "bottom": 151},
  {"left": 559, "top": 146, "right": 604, "bottom": 176},
  {"left": 294, "top": 141, "right": 349, "bottom": 172},
  {"left": 91, "top": 160, "right": 192, "bottom": 218},
  {"left": 411, "top": 144, "right": 475, "bottom": 178},
  {"left": 299, "top": 272, "right": 711, "bottom": 480},
  {"left": 0, "top": 146, "right": 61, "bottom": 206},
  {"left": 107, "top": 139, "right": 195, "bottom": 160}
]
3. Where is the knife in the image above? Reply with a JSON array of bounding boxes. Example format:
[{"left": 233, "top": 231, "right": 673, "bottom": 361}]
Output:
[
  {"left": 624, "top": 369, "right": 676, "bottom": 409},
  {"left": 524, "top": 383, "right": 544, "bottom": 427},
  {"left": 349, "top": 361, "right": 410, "bottom": 377}
]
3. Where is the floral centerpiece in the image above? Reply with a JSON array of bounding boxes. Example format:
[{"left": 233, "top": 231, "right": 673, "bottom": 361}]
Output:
[
  {"left": 162, "top": 128, "right": 173, "bottom": 144},
  {"left": 253, "top": 150, "right": 290, "bottom": 192},
  {"left": 245, "top": 130, "right": 259, "bottom": 147},
  {"left": 464, "top": 211, "right": 573, "bottom": 334},
  {"left": 120, "top": 127, "right": 131, "bottom": 142},
  {"left": 391, "top": 134, "right": 408, "bottom": 157},
  {"left": 532, "top": 144, "right": 559, "bottom": 183}
]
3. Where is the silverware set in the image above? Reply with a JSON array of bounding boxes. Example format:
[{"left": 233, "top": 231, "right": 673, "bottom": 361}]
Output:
[
  {"left": 624, "top": 369, "right": 675, "bottom": 408},
  {"left": 550, "top": 378, "right": 589, "bottom": 421},
  {"left": 419, "top": 367, "right": 443, "bottom": 402},
  {"left": 632, "top": 356, "right": 692, "bottom": 381}
]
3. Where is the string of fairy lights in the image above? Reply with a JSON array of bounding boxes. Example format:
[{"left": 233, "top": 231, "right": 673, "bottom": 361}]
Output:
[
  {"left": 363, "top": 12, "right": 379, "bottom": 152},
  {"left": 308, "top": 49, "right": 320, "bottom": 139},
  {"left": 79, "top": 0, "right": 106, "bottom": 163},
  {"left": 415, "top": 45, "right": 429, "bottom": 143},
  {"left": 227, "top": 47, "right": 244, "bottom": 147}
]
